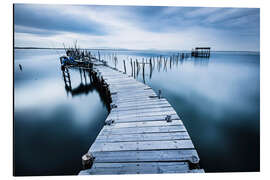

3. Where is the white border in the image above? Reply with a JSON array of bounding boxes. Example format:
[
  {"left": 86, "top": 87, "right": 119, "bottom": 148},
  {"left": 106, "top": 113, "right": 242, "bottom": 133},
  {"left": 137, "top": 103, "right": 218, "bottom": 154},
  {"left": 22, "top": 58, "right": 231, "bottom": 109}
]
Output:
[{"left": 1, "top": 0, "right": 269, "bottom": 180}]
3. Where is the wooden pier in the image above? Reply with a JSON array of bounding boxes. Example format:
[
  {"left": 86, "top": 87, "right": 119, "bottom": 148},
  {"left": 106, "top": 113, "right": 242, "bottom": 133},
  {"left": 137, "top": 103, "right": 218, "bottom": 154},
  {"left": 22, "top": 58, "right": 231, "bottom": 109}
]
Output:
[{"left": 78, "top": 63, "right": 204, "bottom": 175}]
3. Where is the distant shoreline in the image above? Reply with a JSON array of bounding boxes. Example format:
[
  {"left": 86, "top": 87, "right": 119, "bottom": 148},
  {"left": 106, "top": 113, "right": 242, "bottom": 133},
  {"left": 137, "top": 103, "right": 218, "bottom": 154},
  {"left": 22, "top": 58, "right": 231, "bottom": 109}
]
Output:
[{"left": 13, "top": 47, "right": 260, "bottom": 53}]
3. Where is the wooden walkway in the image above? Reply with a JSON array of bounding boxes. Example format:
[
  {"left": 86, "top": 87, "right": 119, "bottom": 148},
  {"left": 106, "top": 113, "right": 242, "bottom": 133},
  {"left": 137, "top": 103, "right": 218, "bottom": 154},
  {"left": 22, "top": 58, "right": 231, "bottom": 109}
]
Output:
[{"left": 79, "top": 65, "right": 204, "bottom": 175}]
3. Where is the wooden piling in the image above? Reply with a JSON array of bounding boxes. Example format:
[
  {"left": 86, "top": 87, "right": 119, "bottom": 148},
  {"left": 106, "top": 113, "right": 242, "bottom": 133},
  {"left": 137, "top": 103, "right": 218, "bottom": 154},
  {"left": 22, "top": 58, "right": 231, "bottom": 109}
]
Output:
[
  {"left": 123, "top": 60, "right": 126, "bottom": 74},
  {"left": 170, "top": 56, "right": 172, "bottom": 69},
  {"left": 131, "top": 59, "right": 133, "bottom": 76},
  {"left": 98, "top": 51, "right": 101, "bottom": 61},
  {"left": 133, "top": 61, "right": 136, "bottom": 78},
  {"left": 142, "top": 60, "right": 145, "bottom": 83}
]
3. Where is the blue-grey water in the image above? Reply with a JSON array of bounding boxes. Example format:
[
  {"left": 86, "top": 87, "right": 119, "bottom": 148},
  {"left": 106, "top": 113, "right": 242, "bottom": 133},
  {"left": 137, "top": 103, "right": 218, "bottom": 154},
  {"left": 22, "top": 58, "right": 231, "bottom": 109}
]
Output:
[
  {"left": 14, "top": 49, "right": 109, "bottom": 176},
  {"left": 14, "top": 49, "right": 259, "bottom": 175}
]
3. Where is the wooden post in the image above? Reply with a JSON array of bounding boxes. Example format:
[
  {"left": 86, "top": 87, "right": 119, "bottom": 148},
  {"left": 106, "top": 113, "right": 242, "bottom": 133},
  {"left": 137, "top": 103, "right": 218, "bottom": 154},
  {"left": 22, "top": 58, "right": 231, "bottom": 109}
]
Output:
[
  {"left": 123, "top": 60, "right": 126, "bottom": 74},
  {"left": 164, "top": 57, "right": 167, "bottom": 68},
  {"left": 114, "top": 56, "right": 117, "bottom": 69},
  {"left": 136, "top": 59, "right": 140, "bottom": 76},
  {"left": 98, "top": 51, "right": 100, "bottom": 61},
  {"left": 133, "top": 61, "right": 136, "bottom": 78},
  {"left": 131, "top": 59, "right": 133, "bottom": 76},
  {"left": 158, "top": 89, "right": 162, "bottom": 99},
  {"left": 170, "top": 56, "right": 172, "bottom": 69},
  {"left": 163, "top": 56, "right": 165, "bottom": 65},
  {"left": 82, "top": 153, "right": 95, "bottom": 170},
  {"left": 142, "top": 61, "right": 145, "bottom": 83},
  {"left": 136, "top": 60, "right": 139, "bottom": 77},
  {"left": 143, "top": 60, "right": 145, "bottom": 75},
  {"left": 150, "top": 58, "right": 153, "bottom": 79},
  {"left": 177, "top": 53, "right": 179, "bottom": 66}
]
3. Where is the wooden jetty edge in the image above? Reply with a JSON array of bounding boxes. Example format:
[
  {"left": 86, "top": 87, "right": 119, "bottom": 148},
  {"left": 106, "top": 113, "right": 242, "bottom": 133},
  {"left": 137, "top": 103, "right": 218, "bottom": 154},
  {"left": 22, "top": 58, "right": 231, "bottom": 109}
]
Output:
[{"left": 78, "top": 63, "right": 204, "bottom": 175}]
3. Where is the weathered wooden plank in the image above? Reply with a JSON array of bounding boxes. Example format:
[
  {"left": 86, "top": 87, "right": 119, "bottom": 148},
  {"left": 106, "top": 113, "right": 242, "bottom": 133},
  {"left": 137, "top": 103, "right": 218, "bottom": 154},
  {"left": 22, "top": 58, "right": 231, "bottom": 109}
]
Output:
[
  {"left": 108, "top": 110, "right": 177, "bottom": 120},
  {"left": 115, "top": 98, "right": 168, "bottom": 106},
  {"left": 112, "top": 104, "right": 172, "bottom": 112},
  {"left": 107, "top": 113, "right": 180, "bottom": 123},
  {"left": 79, "top": 162, "right": 193, "bottom": 175},
  {"left": 91, "top": 149, "right": 199, "bottom": 163},
  {"left": 110, "top": 105, "right": 173, "bottom": 112},
  {"left": 104, "top": 77, "right": 133, "bottom": 81},
  {"left": 110, "top": 108, "right": 176, "bottom": 116},
  {"left": 102, "top": 76, "right": 127, "bottom": 79},
  {"left": 106, "top": 79, "right": 144, "bottom": 83},
  {"left": 110, "top": 107, "right": 175, "bottom": 116},
  {"left": 90, "top": 139, "right": 194, "bottom": 152},
  {"left": 103, "top": 120, "right": 183, "bottom": 129},
  {"left": 105, "top": 80, "right": 144, "bottom": 85},
  {"left": 110, "top": 89, "right": 153, "bottom": 96},
  {"left": 113, "top": 98, "right": 167, "bottom": 105},
  {"left": 109, "top": 82, "right": 146, "bottom": 87},
  {"left": 96, "top": 131, "right": 190, "bottom": 143},
  {"left": 106, "top": 79, "right": 143, "bottom": 84},
  {"left": 111, "top": 90, "right": 156, "bottom": 95},
  {"left": 110, "top": 87, "right": 152, "bottom": 93},
  {"left": 115, "top": 103, "right": 171, "bottom": 111},
  {"left": 110, "top": 91, "right": 156, "bottom": 99},
  {"left": 109, "top": 84, "right": 146, "bottom": 90},
  {"left": 103, "top": 76, "right": 134, "bottom": 81},
  {"left": 110, "top": 87, "right": 148, "bottom": 93},
  {"left": 112, "top": 98, "right": 158, "bottom": 104},
  {"left": 108, "top": 82, "right": 146, "bottom": 86},
  {"left": 99, "top": 125, "right": 187, "bottom": 136}
]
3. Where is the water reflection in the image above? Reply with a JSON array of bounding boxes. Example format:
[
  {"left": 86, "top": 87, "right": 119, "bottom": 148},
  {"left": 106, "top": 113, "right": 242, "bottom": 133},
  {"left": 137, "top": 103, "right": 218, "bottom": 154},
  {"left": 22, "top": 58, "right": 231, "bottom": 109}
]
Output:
[
  {"left": 14, "top": 49, "right": 109, "bottom": 176},
  {"left": 193, "top": 58, "right": 209, "bottom": 66},
  {"left": 62, "top": 68, "right": 94, "bottom": 97},
  {"left": 61, "top": 67, "right": 111, "bottom": 110}
]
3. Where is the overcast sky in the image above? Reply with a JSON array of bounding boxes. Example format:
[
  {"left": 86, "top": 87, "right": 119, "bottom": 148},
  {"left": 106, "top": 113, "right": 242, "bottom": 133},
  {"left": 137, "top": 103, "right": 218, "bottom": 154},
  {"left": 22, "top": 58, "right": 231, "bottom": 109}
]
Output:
[{"left": 14, "top": 4, "right": 260, "bottom": 51}]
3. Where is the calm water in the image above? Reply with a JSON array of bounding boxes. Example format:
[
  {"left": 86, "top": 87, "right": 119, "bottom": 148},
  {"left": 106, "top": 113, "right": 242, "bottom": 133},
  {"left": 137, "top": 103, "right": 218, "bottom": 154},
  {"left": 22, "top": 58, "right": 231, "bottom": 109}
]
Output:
[
  {"left": 106, "top": 50, "right": 260, "bottom": 172},
  {"left": 14, "top": 49, "right": 109, "bottom": 176},
  {"left": 14, "top": 49, "right": 260, "bottom": 175}
]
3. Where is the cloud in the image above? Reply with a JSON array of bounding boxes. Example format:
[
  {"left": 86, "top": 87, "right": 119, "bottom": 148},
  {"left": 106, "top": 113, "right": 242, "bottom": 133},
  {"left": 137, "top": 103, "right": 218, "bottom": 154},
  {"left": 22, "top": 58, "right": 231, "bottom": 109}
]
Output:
[
  {"left": 14, "top": 4, "right": 260, "bottom": 51},
  {"left": 15, "top": 25, "right": 60, "bottom": 36},
  {"left": 185, "top": 7, "right": 224, "bottom": 18},
  {"left": 14, "top": 4, "right": 107, "bottom": 36}
]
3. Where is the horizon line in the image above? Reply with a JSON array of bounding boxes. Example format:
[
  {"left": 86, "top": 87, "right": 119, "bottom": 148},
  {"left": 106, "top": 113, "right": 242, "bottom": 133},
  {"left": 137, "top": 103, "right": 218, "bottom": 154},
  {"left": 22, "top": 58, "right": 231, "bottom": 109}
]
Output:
[{"left": 13, "top": 46, "right": 260, "bottom": 53}]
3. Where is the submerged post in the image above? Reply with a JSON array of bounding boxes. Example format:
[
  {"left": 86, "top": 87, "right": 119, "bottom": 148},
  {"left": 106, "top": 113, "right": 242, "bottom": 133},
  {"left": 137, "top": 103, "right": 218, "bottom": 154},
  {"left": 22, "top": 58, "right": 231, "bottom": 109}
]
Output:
[
  {"left": 158, "top": 89, "right": 162, "bottom": 99},
  {"left": 131, "top": 59, "right": 133, "bottom": 76},
  {"left": 170, "top": 56, "right": 172, "bottom": 69},
  {"left": 98, "top": 51, "right": 101, "bottom": 61},
  {"left": 136, "top": 59, "right": 140, "bottom": 77},
  {"left": 142, "top": 60, "right": 145, "bottom": 83},
  {"left": 123, "top": 60, "right": 126, "bottom": 74},
  {"left": 133, "top": 61, "right": 136, "bottom": 78}
]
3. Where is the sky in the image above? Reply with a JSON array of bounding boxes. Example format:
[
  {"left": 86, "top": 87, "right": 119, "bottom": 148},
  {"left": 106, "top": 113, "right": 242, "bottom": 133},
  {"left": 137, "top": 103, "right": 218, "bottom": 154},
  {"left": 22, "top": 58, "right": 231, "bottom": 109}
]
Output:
[{"left": 14, "top": 4, "right": 260, "bottom": 51}]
